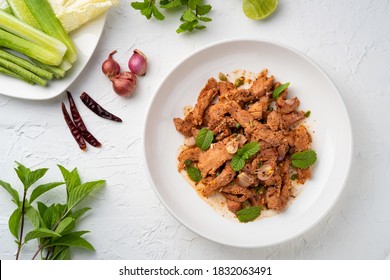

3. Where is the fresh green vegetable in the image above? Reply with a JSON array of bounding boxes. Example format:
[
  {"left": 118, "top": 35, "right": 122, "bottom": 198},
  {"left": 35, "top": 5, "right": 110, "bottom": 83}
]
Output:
[
  {"left": 0, "top": 162, "right": 105, "bottom": 260},
  {"left": 0, "top": 56, "right": 47, "bottom": 86},
  {"left": 272, "top": 82, "right": 290, "bottom": 99},
  {"left": 305, "top": 110, "right": 311, "bottom": 118},
  {"left": 187, "top": 166, "right": 202, "bottom": 182},
  {"left": 31, "top": 58, "right": 66, "bottom": 79},
  {"left": 231, "top": 142, "right": 260, "bottom": 171},
  {"left": 196, "top": 127, "right": 214, "bottom": 151},
  {"left": 131, "top": 0, "right": 212, "bottom": 33},
  {"left": 6, "top": 0, "right": 42, "bottom": 30},
  {"left": 0, "top": 49, "right": 53, "bottom": 80},
  {"left": 234, "top": 77, "right": 244, "bottom": 88},
  {"left": 0, "top": 9, "right": 66, "bottom": 65},
  {"left": 236, "top": 206, "right": 261, "bottom": 222},
  {"left": 0, "top": 65, "right": 33, "bottom": 84},
  {"left": 23, "top": 0, "right": 77, "bottom": 63},
  {"left": 291, "top": 149, "right": 317, "bottom": 169}
]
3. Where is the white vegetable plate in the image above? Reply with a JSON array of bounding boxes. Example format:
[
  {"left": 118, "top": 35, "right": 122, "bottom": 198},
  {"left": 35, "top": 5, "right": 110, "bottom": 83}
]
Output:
[
  {"left": 0, "top": 12, "right": 107, "bottom": 100},
  {"left": 143, "top": 39, "right": 353, "bottom": 248}
]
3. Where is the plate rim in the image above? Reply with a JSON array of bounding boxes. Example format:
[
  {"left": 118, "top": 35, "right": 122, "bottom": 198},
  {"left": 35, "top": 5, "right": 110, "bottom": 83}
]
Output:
[{"left": 143, "top": 38, "right": 353, "bottom": 248}]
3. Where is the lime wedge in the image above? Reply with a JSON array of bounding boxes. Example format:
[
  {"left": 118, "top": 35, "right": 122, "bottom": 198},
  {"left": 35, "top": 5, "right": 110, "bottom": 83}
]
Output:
[{"left": 243, "top": 0, "right": 278, "bottom": 20}]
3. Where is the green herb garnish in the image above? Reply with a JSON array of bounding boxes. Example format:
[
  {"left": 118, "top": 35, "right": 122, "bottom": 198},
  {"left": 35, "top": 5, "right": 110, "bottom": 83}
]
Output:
[
  {"left": 131, "top": 0, "right": 212, "bottom": 34},
  {"left": 272, "top": 82, "right": 290, "bottom": 99},
  {"left": 305, "top": 110, "right": 311, "bottom": 118},
  {"left": 186, "top": 166, "right": 202, "bottom": 182},
  {"left": 290, "top": 174, "right": 298, "bottom": 180},
  {"left": 236, "top": 206, "right": 261, "bottom": 222},
  {"left": 184, "top": 159, "right": 192, "bottom": 168},
  {"left": 291, "top": 149, "right": 317, "bottom": 169},
  {"left": 0, "top": 162, "right": 105, "bottom": 260},
  {"left": 196, "top": 127, "right": 214, "bottom": 150},
  {"left": 234, "top": 77, "right": 245, "bottom": 88},
  {"left": 219, "top": 72, "right": 227, "bottom": 81},
  {"left": 231, "top": 142, "right": 260, "bottom": 171}
]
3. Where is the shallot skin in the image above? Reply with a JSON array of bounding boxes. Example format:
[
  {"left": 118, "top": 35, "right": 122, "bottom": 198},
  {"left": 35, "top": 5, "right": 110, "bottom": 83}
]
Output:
[
  {"left": 128, "top": 49, "right": 147, "bottom": 76},
  {"left": 102, "top": 50, "right": 120, "bottom": 78},
  {"left": 111, "top": 71, "right": 137, "bottom": 97}
]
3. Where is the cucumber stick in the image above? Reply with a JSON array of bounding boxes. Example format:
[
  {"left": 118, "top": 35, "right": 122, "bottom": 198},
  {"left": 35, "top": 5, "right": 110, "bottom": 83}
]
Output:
[
  {"left": 24, "top": 0, "right": 77, "bottom": 63},
  {"left": 0, "top": 28, "right": 63, "bottom": 66},
  {"left": 0, "top": 9, "right": 66, "bottom": 65},
  {"left": 6, "top": 0, "right": 42, "bottom": 30}
]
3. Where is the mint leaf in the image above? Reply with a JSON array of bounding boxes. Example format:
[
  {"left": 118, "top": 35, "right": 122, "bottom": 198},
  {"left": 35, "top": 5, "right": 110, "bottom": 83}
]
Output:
[
  {"left": 188, "top": 0, "right": 201, "bottom": 10},
  {"left": 43, "top": 204, "right": 61, "bottom": 229},
  {"left": 291, "top": 149, "right": 317, "bottom": 168},
  {"left": 198, "top": 16, "right": 212, "bottom": 22},
  {"left": 272, "top": 82, "right": 290, "bottom": 99},
  {"left": 0, "top": 180, "right": 20, "bottom": 207},
  {"left": 131, "top": 1, "right": 148, "bottom": 10},
  {"left": 231, "top": 155, "right": 246, "bottom": 172},
  {"left": 182, "top": 8, "right": 197, "bottom": 21},
  {"left": 187, "top": 166, "right": 202, "bottom": 182},
  {"left": 197, "top": 4, "right": 212, "bottom": 15},
  {"left": 67, "top": 180, "right": 105, "bottom": 212},
  {"left": 8, "top": 209, "right": 21, "bottom": 239},
  {"left": 231, "top": 142, "right": 260, "bottom": 171},
  {"left": 152, "top": 5, "right": 165, "bottom": 20},
  {"left": 51, "top": 246, "right": 71, "bottom": 260},
  {"left": 26, "top": 206, "right": 40, "bottom": 228},
  {"left": 29, "top": 182, "right": 64, "bottom": 204},
  {"left": 24, "top": 228, "right": 61, "bottom": 242},
  {"left": 238, "top": 142, "right": 260, "bottom": 158},
  {"left": 160, "top": 0, "right": 181, "bottom": 9},
  {"left": 196, "top": 128, "right": 214, "bottom": 150},
  {"left": 236, "top": 206, "right": 261, "bottom": 222}
]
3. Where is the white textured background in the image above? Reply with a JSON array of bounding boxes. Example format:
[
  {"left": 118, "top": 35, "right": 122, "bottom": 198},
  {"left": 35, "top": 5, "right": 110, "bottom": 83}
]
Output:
[{"left": 1, "top": 0, "right": 389, "bottom": 259}]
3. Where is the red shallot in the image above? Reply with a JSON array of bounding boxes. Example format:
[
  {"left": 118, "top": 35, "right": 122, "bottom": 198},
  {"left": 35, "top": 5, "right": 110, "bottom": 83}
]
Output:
[
  {"left": 102, "top": 50, "right": 120, "bottom": 78},
  {"left": 111, "top": 71, "right": 137, "bottom": 97},
  {"left": 128, "top": 49, "right": 147, "bottom": 76}
]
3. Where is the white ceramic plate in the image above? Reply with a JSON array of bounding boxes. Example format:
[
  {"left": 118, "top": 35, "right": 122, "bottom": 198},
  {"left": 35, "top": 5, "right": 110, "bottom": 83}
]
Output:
[
  {"left": 143, "top": 39, "right": 353, "bottom": 247},
  {"left": 0, "top": 13, "right": 107, "bottom": 100}
]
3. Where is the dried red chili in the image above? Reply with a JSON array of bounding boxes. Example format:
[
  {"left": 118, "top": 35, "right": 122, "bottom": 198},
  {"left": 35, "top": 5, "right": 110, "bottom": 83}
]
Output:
[
  {"left": 67, "top": 91, "right": 102, "bottom": 148},
  {"left": 80, "top": 92, "right": 122, "bottom": 122},
  {"left": 61, "top": 102, "right": 86, "bottom": 151}
]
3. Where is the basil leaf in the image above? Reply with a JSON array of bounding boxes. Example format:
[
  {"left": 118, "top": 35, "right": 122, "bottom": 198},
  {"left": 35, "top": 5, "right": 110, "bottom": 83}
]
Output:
[
  {"left": 187, "top": 167, "right": 202, "bottom": 182},
  {"left": 196, "top": 128, "right": 214, "bottom": 151},
  {"left": 231, "top": 155, "right": 246, "bottom": 172},
  {"left": 291, "top": 149, "right": 317, "bottom": 169},
  {"left": 272, "top": 82, "right": 290, "bottom": 99},
  {"left": 69, "top": 207, "right": 91, "bottom": 221},
  {"left": 15, "top": 162, "right": 48, "bottom": 190},
  {"left": 8, "top": 209, "right": 21, "bottom": 239},
  {"left": 160, "top": 0, "right": 182, "bottom": 9},
  {"left": 29, "top": 182, "right": 64, "bottom": 204},
  {"left": 49, "top": 235, "right": 95, "bottom": 251},
  {"left": 0, "top": 180, "right": 20, "bottom": 207},
  {"left": 67, "top": 180, "right": 106, "bottom": 212},
  {"left": 236, "top": 206, "right": 261, "bottom": 223},
  {"left": 26, "top": 206, "right": 40, "bottom": 229},
  {"left": 24, "top": 228, "right": 61, "bottom": 242},
  {"left": 55, "top": 217, "right": 75, "bottom": 235},
  {"left": 130, "top": 1, "right": 148, "bottom": 10},
  {"left": 58, "top": 165, "right": 81, "bottom": 195},
  {"left": 182, "top": 8, "right": 197, "bottom": 21}
]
